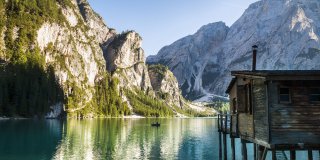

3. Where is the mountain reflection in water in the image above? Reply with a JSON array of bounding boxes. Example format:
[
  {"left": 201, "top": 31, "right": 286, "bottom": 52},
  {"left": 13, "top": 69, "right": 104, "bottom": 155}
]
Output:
[{"left": 0, "top": 118, "right": 318, "bottom": 160}]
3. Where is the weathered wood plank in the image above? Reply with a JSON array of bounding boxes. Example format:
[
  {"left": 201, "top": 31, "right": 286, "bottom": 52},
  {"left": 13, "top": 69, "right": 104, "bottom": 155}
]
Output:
[
  {"left": 308, "top": 149, "right": 313, "bottom": 160},
  {"left": 219, "top": 131, "right": 222, "bottom": 160},
  {"left": 241, "top": 141, "right": 248, "bottom": 160},
  {"left": 223, "top": 131, "right": 227, "bottom": 160},
  {"left": 231, "top": 138, "right": 235, "bottom": 160},
  {"left": 290, "top": 150, "right": 296, "bottom": 160},
  {"left": 272, "top": 149, "right": 277, "bottom": 160}
]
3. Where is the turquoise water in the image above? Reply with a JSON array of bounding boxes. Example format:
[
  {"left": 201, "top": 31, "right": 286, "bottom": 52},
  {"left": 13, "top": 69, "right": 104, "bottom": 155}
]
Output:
[{"left": 0, "top": 118, "right": 318, "bottom": 160}]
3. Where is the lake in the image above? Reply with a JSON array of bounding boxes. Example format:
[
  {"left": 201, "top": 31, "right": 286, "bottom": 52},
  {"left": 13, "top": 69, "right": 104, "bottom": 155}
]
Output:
[{"left": 0, "top": 118, "right": 318, "bottom": 160}]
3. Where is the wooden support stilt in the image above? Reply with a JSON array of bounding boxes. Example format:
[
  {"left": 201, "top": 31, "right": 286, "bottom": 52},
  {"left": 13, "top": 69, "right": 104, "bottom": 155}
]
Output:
[
  {"left": 253, "top": 144, "right": 257, "bottom": 160},
  {"left": 241, "top": 141, "right": 248, "bottom": 160},
  {"left": 261, "top": 147, "right": 268, "bottom": 160},
  {"left": 223, "top": 115, "right": 228, "bottom": 160},
  {"left": 219, "top": 131, "right": 222, "bottom": 160},
  {"left": 308, "top": 149, "right": 313, "bottom": 160},
  {"left": 223, "top": 132, "right": 227, "bottom": 160},
  {"left": 257, "top": 145, "right": 263, "bottom": 160},
  {"left": 290, "top": 150, "right": 296, "bottom": 160},
  {"left": 231, "top": 137, "right": 235, "bottom": 160},
  {"left": 218, "top": 114, "right": 220, "bottom": 131},
  {"left": 220, "top": 114, "right": 223, "bottom": 132},
  {"left": 272, "top": 149, "right": 277, "bottom": 160}
]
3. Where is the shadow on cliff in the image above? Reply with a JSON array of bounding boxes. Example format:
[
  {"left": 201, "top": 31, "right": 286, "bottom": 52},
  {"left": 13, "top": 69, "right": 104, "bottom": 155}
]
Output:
[{"left": 0, "top": 60, "right": 64, "bottom": 118}]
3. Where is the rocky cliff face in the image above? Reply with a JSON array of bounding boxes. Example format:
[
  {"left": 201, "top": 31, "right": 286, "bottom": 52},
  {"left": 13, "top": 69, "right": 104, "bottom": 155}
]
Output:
[
  {"left": 148, "top": 65, "right": 184, "bottom": 108},
  {"left": 0, "top": 0, "right": 212, "bottom": 117},
  {"left": 147, "top": 0, "right": 320, "bottom": 101},
  {"left": 0, "top": 0, "right": 118, "bottom": 117},
  {"left": 104, "top": 31, "right": 153, "bottom": 93},
  {"left": 104, "top": 31, "right": 192, "bottom": 111},
  {"left": 35, "top": 0, "right": 115, "bottom": 116}
]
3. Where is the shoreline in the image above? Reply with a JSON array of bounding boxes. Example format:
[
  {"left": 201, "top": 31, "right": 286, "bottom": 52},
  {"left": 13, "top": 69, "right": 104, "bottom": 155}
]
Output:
[{"left": 0, "top": 115, "right": 216, "bottom": 120}]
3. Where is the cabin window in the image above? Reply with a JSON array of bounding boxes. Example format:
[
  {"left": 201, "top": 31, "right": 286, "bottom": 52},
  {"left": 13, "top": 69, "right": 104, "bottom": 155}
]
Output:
[
  {"left": 232, "top": 98, "right": 237, "bottom": 113},
  {"left": 246, "top": 84, "right": 253, "bottom": 114},
  {"left": 236, "top": 84, "right": 252, "bottom": 114},
  {"left": 237, "top": 85, "right": 247, "bottom": 113},
  {"left": 279, "top": 87, "right": 291, "bottom": 103},
  {"left": 309, "top": 88, "right": 320, "bottom": 102}
]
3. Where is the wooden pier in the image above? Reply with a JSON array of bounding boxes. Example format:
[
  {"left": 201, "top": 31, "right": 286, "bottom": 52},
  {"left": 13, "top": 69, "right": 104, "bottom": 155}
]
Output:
[{"left": 217, "top": 113, "right": 320, "bottom": 160}]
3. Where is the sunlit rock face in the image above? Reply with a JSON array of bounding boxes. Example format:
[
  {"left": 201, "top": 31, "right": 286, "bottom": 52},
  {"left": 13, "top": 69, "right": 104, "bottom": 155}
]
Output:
[
  {"left": 33, "top": 0, "right": 116, "bottom": 114},
  {"left": 105, "top": 31, "right": 153, "bottom": 92},
  {"left": 0, "top": 0, "right": 115, "bottom": 116},
  {"left": 148, "top": 65, "right": 184, "bottom": 108},
  {"left": 147, "top": 0, "right": 320, "bottom": 101}
]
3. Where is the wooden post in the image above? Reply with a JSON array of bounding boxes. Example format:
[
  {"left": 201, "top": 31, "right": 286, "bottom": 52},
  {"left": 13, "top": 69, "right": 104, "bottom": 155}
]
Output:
[
  {"left": 224, "top": 114, "right": 228, "bottom": 133},
  {"left": 308, "top": 149, "right": 313, "bottom": 160},
  {"left": 241, "top": 141, "right": 248, "bottom": 160},
  {"left": 290, "top": 150, "right": 296, "bottom": 160},
  {"left": 261, "top": 147, "right": 268, "bottom": 160},
  {"left": 253, "top": 144, "right": 257, "bottom": 160},
  {"left": 220, "top": 114, "right": 223, "bottom": 132},
  {"left": 272, "top": 149, "right": 277, "bottom": 160},
  {"left": 257, "top": 145, "right": 263, "bottom": 160},
  {"left": 218, "top": 114, "right": 220, "bottom": 131},
  {"left": 219, "top": 129, "right": 222, "bottom": 160},
  {"left": 231, "top": 137, "right": 235, "bottom": 160},
  {"left": 223, "top": 130, "right": 227, "bottom": 160}
]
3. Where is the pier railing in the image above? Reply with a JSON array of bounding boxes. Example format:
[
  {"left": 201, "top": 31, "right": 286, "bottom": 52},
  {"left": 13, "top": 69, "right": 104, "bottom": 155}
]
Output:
[{"left": 217, "top": 113, "right": 239, "bottom": 137}]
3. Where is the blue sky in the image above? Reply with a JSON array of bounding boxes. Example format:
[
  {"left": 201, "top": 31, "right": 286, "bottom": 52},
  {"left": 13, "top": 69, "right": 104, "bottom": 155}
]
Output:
[{"left": 88, "top": 0, "right": 258, "bottom": 56}]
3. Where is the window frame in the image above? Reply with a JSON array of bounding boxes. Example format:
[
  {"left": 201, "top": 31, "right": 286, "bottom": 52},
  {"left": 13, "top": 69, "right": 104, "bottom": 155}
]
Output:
[
  {"left": 232, "top": 98, "right": 237, "bottom": 114},
  {"left": 309, "top": 87, "right": 320, "bottom": 103},
  {"left": 278, "top": 87, "right": 291, "bottom": 104},
  {"left": 246, "top": 84, "right": 253, "bottom": 115}
]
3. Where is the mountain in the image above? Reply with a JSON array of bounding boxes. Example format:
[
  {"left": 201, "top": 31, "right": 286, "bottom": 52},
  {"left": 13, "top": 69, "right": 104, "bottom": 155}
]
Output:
[
  {"left": 147, "top": 0, "right": 320, "bottom": 101},
  {"left": 104, "top": 31, "right": 215, "bottom": 117},
  {"left": 0, "top": 0, "right": 213, "bottom": 118}
]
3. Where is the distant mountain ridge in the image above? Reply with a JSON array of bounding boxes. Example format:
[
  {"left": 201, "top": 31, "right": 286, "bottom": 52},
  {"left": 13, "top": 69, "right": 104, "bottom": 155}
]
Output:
[{"left": 147, "top": 0, "right": 320, "bottom": 101}]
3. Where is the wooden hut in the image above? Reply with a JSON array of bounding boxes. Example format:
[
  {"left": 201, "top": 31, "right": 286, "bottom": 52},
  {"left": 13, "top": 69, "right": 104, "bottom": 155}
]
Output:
[{"left": 219, "top": 46, "right": 320, "bottom": 160}]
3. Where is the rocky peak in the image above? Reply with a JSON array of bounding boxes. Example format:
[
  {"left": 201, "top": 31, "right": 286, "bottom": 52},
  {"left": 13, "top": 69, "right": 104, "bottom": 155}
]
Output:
[
  {"left": 105, "top": 31, "right": 144, "bottom": 72},
  {"left": 148, "top": 0, "right": 320, "bottom": 101},
  {"left": 75, "top": 0, "right": 115, "bottom": 43},
  {"left": 147, "top": 22, "right": 229, "bottom": 99},
  {"left": 105, "top": 31, "right": 152, "bottom": 93}
]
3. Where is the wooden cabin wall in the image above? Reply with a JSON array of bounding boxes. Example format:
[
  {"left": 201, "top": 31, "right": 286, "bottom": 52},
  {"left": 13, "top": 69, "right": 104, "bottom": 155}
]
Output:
[
  {"left": 252, "top": 79, "right": 268, "bottom": 143},
  {"left": 268, "top": 80, "right": 320, "bottom": 144},
  {"left": 229, "top": 84, "right": 238, "bottom": 135},
  {"left": 237, "top": 78, "right": 254, "bottom": 139}
]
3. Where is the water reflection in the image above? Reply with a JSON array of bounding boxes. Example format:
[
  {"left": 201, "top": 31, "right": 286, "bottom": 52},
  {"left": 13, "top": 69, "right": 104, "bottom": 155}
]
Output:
[
  {"left": 52, "top": 118, "right": 218, "bottom": 160},
  {"left": 0, "top": 118, "right": 318, "bottom": 160},
  {"left": 0, "top": 120, "right": 62, "bottom": 160}
]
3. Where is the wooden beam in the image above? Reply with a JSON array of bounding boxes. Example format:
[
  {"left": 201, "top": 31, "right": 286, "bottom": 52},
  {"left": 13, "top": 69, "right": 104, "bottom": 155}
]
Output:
[
  {"left": 241, "top": 141, "right": 248, "bottom": 160},
  {"left": 220, "top": 114, "right": 223, "bottom": 132},
  {"left": 224, "top": 114, "right": 228, "bottom": 133},
  {"left": 308, "top": 149, "right": 313, "bottom": 160},
  {"left": 272, "top": 149, "right": 277, "bottom": 160},
  {"left": 253, "top": 144, "right": 257, "bottom": 160},
  {"left": 231, "top": 137, "right": 235, "bottom": 160},
  {"left": 261, "top": 147, "right": 268, "bottom": 160},
  {"left": 257, "top": 145, "right": 263, "bottom": 160},
  {"left": 290, "top": 150, "right": 296, "bottom": 160},
  {"left": 219, "top": 131, "right": 222, "bottom": 160},
  {"left": 218, "top": 114, "right": 220, "bottom": 131},
  {"left": 223, "top": 132, "right": 227, "bottom": 160}
]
